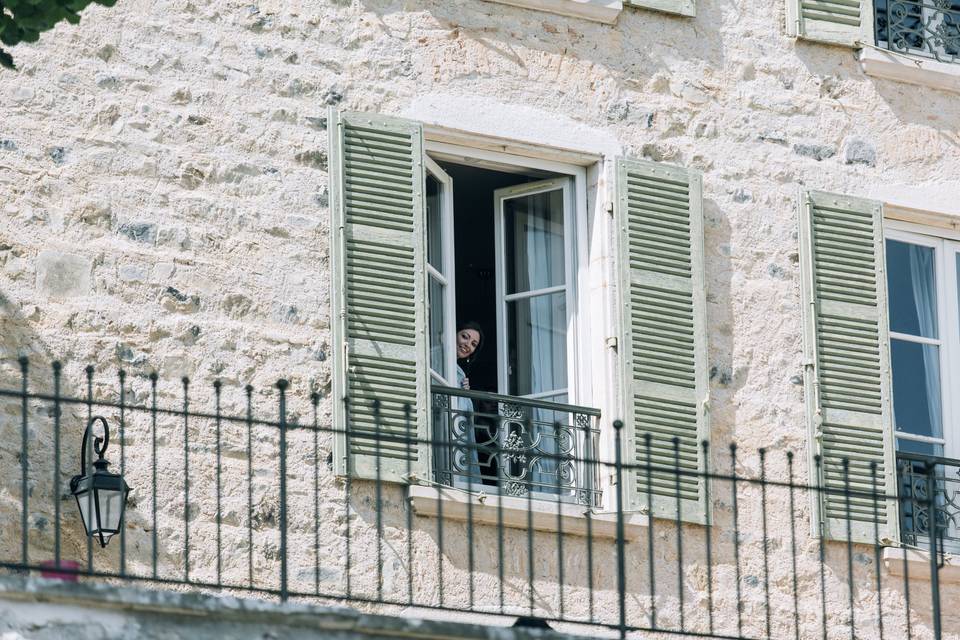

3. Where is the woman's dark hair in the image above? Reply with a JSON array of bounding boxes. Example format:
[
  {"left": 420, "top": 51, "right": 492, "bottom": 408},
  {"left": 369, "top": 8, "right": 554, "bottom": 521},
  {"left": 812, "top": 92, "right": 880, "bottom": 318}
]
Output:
[{"left": 456, "top": 321, "right": 485, "bottom": 370}]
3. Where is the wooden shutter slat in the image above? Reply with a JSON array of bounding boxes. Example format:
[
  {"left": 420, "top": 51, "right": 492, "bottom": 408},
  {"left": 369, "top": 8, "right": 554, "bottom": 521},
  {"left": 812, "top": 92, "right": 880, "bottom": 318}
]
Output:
[
  {"left": 623, "top": 0, "right": 695, "bottom": 17},
  {"left": 799, "top": 190, "right": 897, "bottom": 543},
  {"left": 330, "top": 110, "right": 430, "bottom": 483},
  {"left": 618, "top": 158, "right": 709, "bottom": 523},
  {"left": 787, "top": 0, "right": 872, "bottom": 47}
]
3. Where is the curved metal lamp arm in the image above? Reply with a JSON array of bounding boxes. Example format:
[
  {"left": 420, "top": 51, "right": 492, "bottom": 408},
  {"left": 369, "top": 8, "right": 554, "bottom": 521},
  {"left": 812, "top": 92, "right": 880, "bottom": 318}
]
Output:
[{"left": 79, "top": 416, "right": 110, "bottom": 477}]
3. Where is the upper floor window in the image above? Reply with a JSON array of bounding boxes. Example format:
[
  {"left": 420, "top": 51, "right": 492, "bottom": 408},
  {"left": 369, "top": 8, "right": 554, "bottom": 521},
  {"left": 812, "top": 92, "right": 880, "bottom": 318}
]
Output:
[
  {"left": 875, "top": 0, "right": 960, "bottom": 64},
  {"left": 424, "top": 153, "right": 592, "bottom": 502},
  {"left": 330, "top": 110, "right": 711, "bottom": 523},
  {"left": 885, "top": 226, "right": 960, "bottom": 458},
  {"left": 788, "top": 0, "right": 960, "bottom": 96}
]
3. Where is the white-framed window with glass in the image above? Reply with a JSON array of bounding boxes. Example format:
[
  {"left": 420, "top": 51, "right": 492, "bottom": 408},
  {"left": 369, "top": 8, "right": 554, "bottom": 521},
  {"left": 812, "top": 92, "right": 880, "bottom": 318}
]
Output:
[
  {"left": 494, "top": 177, "right": 576, "bottom": 406},
  {"left": 422, "top": 141, "right": 596, "bottom": 500},
  {"left": 422, "top": 143, "right": 591, "bottom": 409},
  {"left": 885, "top": 221, "right": 960, "bottom": 459},
  {"left": 426, "top": 156, "right": 457, "bottom": 388}
]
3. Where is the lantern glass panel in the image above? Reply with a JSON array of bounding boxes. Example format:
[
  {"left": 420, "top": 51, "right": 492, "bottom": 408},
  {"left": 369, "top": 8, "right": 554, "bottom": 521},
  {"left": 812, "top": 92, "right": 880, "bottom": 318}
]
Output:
[
  {"left": 97, "top": 487, "right": 125, "bottom": 533},
  {"left": 76, "top": 489, "right": 94, "bottom": 535}
]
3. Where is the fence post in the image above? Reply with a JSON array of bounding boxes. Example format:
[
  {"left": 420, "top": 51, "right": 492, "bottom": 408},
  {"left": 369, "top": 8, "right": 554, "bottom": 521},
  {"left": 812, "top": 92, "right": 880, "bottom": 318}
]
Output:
[
  {"left": 926, "top": 460, "right": 941, "bottom": 640},
  {"left": 52, "top": 362, "right": 62, "bottom": 568},
  {"left": 19, "top": 356, "right": 29, "bottom": 567},
  {"left": 613, "top": 420, "right": 627, "bottom": 640},
  {"left": 277, "top": 379, "right": 289, "bottom": 602}
]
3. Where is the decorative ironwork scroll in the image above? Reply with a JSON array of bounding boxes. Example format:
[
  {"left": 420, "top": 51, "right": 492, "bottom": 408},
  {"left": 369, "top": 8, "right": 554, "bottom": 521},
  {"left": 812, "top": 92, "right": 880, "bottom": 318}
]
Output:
[
  {"left": 897, "top": 453, "right": 960, "bottom": 554},
  {"left": 876, "top": 0, "right": 960, "bottom": 64},
  {"left": 430, "top": 386, "right": 602, "bottom": 508}
]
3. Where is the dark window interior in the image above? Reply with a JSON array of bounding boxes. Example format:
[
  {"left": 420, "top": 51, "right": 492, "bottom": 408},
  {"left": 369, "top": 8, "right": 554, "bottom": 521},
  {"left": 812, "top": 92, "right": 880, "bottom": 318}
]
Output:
[{"left": 439, "top": 161, "right": 542, "bottom": 394}]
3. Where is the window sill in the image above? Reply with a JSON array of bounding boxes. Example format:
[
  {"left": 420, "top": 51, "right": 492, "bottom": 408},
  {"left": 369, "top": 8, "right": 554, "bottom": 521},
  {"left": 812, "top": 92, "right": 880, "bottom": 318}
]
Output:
[
  {"left": 408, "top": 485, "right": 648, "bottom": 540},
  {"left": 479, "top": 0, "right": 623, "bottom": 24},
  {"left": 883, "top": 547, "right": 960, "bottom": 584},
  {"left": 859, "top": 46, "right": 960, "bottom": 95}
]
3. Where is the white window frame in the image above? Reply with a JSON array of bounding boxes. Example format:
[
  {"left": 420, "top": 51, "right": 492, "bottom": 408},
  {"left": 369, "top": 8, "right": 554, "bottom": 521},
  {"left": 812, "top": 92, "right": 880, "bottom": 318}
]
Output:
[
  {"left": 493, "top": 177, "right": 577, "bottom": 402},
  {"left": 423, "top": 140, "right": 596, "bottom": 412},
  {"left": 425, "top": 156, "right": 458, "bottom": 388},
  {"left": 885, "top": 220, "right": 960, "bottom": 460}
]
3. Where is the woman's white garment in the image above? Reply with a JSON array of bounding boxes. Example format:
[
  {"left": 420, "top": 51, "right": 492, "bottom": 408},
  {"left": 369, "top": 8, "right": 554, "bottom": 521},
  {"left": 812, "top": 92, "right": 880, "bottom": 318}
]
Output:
[{"left": 452, "top": 365, "right": 481, "bottom": 484}]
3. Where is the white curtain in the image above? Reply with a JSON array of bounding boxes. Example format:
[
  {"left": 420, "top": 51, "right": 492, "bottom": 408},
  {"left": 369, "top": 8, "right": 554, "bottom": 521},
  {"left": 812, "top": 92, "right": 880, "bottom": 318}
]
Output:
[
  {"left": 513, "top": 191, "right": 566, "bottom": 491},
  {"left": 524, "top": 194, "right": 565, "bottom": 397},
  {"left": 908, "top": 244, "right": 942, "bottom": 441}
]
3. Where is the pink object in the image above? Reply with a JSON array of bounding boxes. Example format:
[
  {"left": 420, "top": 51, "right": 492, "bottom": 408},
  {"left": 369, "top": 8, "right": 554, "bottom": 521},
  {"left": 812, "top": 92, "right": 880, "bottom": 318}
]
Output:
[{"left": 39, "top": 560, "right": 81, "bottom": 582}]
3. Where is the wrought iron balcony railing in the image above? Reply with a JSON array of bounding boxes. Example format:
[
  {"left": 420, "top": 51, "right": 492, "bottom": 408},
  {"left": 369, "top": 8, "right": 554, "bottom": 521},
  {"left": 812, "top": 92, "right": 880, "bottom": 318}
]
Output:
[
  {"left": 0, "top": 357, "right": 953, "bottom": 639},
  {"left": 430, "top": 386, "right": 602, "bottom": 508},
  {"left": 876, "top": 0, "right": 960, "bottom": 64},
  {"left": 897, "top": 451, "right": 960, "bottom": 554}
]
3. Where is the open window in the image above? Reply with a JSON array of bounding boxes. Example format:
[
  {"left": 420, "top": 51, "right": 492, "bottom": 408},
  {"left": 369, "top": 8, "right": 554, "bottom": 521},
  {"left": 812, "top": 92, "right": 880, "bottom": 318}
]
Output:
[
  {"left": 424, "top": 152, "right": 598, "bottom": 505},
  {"left": 330, "top": 110, "right": 711, "bottom": 522},
  {"left": 800, "top": 190, "right": 960, "bottom": 549},
  {"left": 786, "top": 0, "right": 960, "bottom": 95},
  {"left": 883, "top": 222, "right": 960, "bottom": 552}
]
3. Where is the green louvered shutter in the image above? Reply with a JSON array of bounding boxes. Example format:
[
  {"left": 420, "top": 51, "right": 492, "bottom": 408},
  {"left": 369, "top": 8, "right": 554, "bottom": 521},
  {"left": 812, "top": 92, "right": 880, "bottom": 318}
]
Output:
[
  {"left": 799, "top": 190, "right": 897, "bottom": 543},
  {"left": 616, "top": 158, "right": 709, "bottom": 524},
  {"left": 329, "top": 110, "right": 430, "bottom": 483},
  {"left": 786, "top": 0, "right": 872, "bottom": 46},
  {"left": 624, "top": 0, "right": 695, "bottom": 17}
]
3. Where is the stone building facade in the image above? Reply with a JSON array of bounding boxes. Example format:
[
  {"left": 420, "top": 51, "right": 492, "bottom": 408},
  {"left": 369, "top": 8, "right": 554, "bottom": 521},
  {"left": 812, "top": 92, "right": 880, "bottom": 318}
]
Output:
[{"left": 2, "top": 0, "right": 960, "bottom": 638}]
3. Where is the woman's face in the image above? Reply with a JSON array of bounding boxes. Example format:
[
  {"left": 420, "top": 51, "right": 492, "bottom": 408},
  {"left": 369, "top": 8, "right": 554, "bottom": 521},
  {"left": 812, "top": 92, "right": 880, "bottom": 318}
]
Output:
[{"left": 457, "top": 328, "right": 480, "bottom": 360}]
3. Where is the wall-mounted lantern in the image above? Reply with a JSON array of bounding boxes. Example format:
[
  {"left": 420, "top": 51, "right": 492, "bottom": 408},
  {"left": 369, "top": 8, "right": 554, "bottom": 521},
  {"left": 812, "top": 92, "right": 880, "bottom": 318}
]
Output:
[{"left": 70, "top": 416, "right": 130, "bottom": 548}]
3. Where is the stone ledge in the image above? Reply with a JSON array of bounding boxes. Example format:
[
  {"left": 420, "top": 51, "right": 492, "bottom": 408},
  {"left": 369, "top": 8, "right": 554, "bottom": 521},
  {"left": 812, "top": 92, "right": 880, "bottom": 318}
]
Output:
[
  {"left": 0, "top": 575, "right": 593, "bottom": 640},
  {"left": 409, "top": 485, "right": 648, "bottom": 540},
  {"left": 479, "top": 0, "right": 622, "bottom": 24},
  {"left": 883, "top": 547, "right": 960, "bottom": 584},
  {"left": 859, "top": 46, "right": 960, "bottom": 95}
]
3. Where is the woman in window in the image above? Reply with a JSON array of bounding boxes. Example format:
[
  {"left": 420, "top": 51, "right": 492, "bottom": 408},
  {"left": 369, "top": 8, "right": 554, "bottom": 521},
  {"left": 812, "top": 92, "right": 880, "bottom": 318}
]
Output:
[
  {"left": 451, "top": 322, "right": 483, "bottom": 486},
  {"left": 455, "top": 322, "right": 483, "bottom": 391}
]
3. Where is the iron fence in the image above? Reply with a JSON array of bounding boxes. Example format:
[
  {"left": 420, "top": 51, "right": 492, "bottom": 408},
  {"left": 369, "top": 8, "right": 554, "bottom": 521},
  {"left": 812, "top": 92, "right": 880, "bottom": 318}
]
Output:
[
  {"left": 0, "top": 356, "right": 953, "bottom": 639},
  {"left": 876, "top": 0, "right": 960, "bottom": 64}
]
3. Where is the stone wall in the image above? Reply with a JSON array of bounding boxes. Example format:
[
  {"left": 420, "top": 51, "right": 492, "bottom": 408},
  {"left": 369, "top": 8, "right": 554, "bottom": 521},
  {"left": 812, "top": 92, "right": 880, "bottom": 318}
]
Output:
[{"left": 1, "top": 0, "right": 959, "bottom": 638}]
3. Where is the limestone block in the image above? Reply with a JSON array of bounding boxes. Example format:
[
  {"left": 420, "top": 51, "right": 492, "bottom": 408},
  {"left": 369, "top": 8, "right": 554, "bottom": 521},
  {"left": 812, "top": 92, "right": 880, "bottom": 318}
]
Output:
[
  {"left": 118, "top": 263, "right": 149, "bottom": 283},
  {"left": 35, "top": 251, "right": 92, "bottom": 298},
  {"left": 842, "top": 136, "right": 877, "bottom": 167}
]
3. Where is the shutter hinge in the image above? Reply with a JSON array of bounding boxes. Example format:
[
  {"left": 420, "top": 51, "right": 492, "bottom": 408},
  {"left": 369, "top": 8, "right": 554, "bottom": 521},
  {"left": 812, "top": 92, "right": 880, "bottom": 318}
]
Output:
[{"left": 605, "top": 336, "right": 618, "bottom": 350}]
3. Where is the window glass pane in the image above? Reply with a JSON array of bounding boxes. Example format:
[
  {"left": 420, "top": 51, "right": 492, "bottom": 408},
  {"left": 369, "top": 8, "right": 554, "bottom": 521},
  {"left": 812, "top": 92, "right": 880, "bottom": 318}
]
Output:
[
  {"left": 504, "top": 188, "right": 565, "bottom": 294},
  {"left": 891, "top": 338, "right": 943, "bottom": 440},
  {"left": 886, "top": 239, "right": 938, "bottom": 338},
  {"left": 428, "top": 276, "right": 445, "bottom": 380},
  {"left": 426, "top": 174, "right": 442, "bottom": 272},
  {"left": 507, "top": 292, "right": 567, "bottom": 396}
]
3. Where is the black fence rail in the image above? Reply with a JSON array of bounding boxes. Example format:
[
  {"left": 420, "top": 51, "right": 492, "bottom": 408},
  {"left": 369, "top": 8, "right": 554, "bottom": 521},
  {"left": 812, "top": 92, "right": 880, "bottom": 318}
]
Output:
[{"left": 0, "top": 357, "right": 953, "bottom": 639}]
